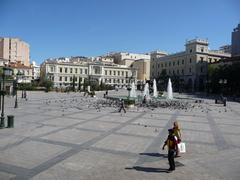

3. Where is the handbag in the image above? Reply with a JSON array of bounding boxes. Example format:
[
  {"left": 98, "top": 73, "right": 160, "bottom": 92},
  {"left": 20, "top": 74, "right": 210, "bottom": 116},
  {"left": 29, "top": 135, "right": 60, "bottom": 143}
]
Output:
[{"left": 177, "top": 142, "right": 186, "bottom": 153}]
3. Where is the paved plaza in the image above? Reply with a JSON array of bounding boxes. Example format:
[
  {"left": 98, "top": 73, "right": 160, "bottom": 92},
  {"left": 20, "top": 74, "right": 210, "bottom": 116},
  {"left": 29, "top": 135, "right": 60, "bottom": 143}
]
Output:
[{"left": 0, "top": 90, "right": 240, "bottom": 180}]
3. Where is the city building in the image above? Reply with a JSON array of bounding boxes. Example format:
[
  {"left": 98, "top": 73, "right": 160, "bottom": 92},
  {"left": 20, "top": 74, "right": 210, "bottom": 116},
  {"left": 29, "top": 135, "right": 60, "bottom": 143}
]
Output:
[
  {"left": 31, "top": 61, "right": 40, "bottom": 80},
  {"left": 231, "top": 24, "right": 240, "bottom": 57},
  {"left": 9, "top": 61, "right": 33, "bottom": 83},
  {"left": 132, "top": 58, "right": 150, "bottom": 82},
  {"left": 0, "top": 37, "right": 30, "bottom": 66},
  {"left": 150, "top": 39, "right": 231, "bottom": 91},
  {"left": 41, "top": 57, "right": 137, "bottom": 89},
  {"left": 109, "top": 52, "right": 150, "bottom": 66}
]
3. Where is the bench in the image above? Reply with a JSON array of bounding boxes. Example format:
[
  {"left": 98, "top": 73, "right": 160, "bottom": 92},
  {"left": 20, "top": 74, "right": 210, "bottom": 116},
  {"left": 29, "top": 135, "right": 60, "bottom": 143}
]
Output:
[{"left": 215, "top": 96, "right": 227, "bottom": 106}]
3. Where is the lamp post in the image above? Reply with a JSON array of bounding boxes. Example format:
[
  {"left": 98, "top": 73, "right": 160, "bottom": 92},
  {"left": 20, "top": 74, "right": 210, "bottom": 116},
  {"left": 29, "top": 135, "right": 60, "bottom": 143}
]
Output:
[
  {"left": 0, "top": 67, "right": 13, "bottom": 128},
  {"left": 219, "top": 79, "right": 227, "bottom": 95},
  {"left": 14, "top": 72, "right": 22, "bottom": 108}
]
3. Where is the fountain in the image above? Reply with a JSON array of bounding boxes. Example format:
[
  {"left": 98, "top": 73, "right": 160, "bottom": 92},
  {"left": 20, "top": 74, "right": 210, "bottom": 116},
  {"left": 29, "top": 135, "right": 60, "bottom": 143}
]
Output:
[
  {"left": 153, "top": 79, "right": 158, "bottom": 98},
  {"left": 143, "top": 83, "right": 150, "bottom": 99},
  {"left": 167, "top": 78, "right": 173, "bottom": 100},
  {"left": 130, "top": 82, "right": 137, "bottom": 98}
]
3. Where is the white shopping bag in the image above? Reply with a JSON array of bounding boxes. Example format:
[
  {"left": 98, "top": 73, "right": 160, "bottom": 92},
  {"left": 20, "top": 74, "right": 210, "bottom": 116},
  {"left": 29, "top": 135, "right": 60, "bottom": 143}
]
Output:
[{"left": 178, "top": 142, "right": 186, "bottom": 153}]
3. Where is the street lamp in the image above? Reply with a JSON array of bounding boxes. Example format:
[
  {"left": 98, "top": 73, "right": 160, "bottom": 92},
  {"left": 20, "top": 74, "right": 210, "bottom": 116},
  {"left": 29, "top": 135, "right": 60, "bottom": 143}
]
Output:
[
  {"left": 219, "top": 79, "right": 227, "bottom": 95},
  {"left": 0, "top": 67, "right": 13, "bottom": 128},
  {"left": 14, "top": 71, "right": 23, "bottom": 108}
]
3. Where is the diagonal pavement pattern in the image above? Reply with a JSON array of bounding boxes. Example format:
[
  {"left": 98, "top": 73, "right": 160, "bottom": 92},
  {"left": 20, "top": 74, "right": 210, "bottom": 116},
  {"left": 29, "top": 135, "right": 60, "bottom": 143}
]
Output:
[{"left": 0, "top": 90, "right": 240, "bottom": 180}]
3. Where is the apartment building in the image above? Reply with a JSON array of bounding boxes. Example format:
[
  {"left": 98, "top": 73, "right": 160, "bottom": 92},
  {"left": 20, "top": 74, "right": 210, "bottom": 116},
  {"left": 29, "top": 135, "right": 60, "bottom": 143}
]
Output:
[
  {"left": 109, "top": 52, "right": 150, "bottom": 66},
  {"left": 151, "top": 39, "right": 231, "bottom": 91},
  {"left": 0, "top": 37, "right": 30, "bottom": 66},
  {"left": 41, "top": 58, "right": 137, "bottom": 88}
]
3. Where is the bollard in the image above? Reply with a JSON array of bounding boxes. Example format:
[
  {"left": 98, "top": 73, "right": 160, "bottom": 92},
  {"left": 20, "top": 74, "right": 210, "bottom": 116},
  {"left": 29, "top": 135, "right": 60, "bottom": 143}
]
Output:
[{"left": 7, "top": 115, "right": 14, "bottom": 128}]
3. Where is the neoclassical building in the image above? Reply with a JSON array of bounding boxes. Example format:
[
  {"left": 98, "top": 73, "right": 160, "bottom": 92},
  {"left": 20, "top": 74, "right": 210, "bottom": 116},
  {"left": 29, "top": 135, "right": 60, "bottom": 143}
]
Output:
[
  {"left": 41, "top": 58, "right": 137, "bottom": 88},
  {"left": 150, "top": 39, "right": 231, "bottom": 91}
]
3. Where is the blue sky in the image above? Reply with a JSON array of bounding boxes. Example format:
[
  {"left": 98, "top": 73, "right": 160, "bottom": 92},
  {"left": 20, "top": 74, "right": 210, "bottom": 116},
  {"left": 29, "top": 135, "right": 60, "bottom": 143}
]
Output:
[{"left": 0, "top": 0, "right": 239, "bottom": 64}]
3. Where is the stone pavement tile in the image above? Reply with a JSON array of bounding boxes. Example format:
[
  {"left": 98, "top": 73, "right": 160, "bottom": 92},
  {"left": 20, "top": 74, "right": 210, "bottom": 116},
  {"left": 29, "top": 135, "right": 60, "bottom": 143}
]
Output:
[
  {"left": 180, "top": 121, "right": 211, "bottom": 131},
  {"left": 177, "top": 116, "right": 208, "bottom": 123},
  {"left": 41, "top": 117, "right": 83, "bottom": 127},
  {"left": 116, "top": 124, "right": 161, "bottom": 137},
  {"left": 183, "top": 143, "right": 219, "bottom": 159},
  {"left": 31, "top": 150, "right": 140, "bottom": 180},
  {"left": 76, "top": 121, "right": 119, "bottom": 131},
  {"left": 0, "top": 141, "right": 69, "bottom": 169},
  {"left": 192, "top": 148, "right": 240, "bottom": 180},
  {"left": 0, "top": 135, "right": 26, "bottom": 148},
  {"left": 16, "top": 125, "right": 62, "bottom": 137},
  {"left": 214, "top": 118, "right": 240, "bottom": 126},
  {"left": 96, "top": 115, "right": 132, "bottom": 123},
  {"left": 41, "top": 129, "right": 101, "bottom": 145},
  {"left": 92, "top": 134, "right": 153, "bottom": 153},
  {"left": 182, "top": 130, "right": 215, "bottom": 144},
  {"left": 0, "top": 171, "right": 16, "bottom": 180},
  {"left": 217, "top": 124, "right": 240, "bottom": 134},
  {"left": 17, "top": 114, "right": 50, "bottom": 123},
  {"left": 142, "top": 113, "right": 172, "bottom": 120},
  {"left": 223, "top": 134, "right": 240, "bottom": 147},
  {"left": 68, "top": 113, "right": 101, "bottom": 120},
  {"left": 132, "top": 118, "right": 168, "bottom": 127}
]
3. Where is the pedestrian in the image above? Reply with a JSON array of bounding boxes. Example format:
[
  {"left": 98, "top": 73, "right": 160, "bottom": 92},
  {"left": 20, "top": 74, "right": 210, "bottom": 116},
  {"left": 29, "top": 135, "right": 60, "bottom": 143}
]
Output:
[
  {"left": 119, "top": 99, "right": 126, "bottom": 113},
  {"left": 173, "top": 121, "right": 182, "bottom": 157},
  {"left": 162, "top": 129, "right": 178, "bottom": 172}
]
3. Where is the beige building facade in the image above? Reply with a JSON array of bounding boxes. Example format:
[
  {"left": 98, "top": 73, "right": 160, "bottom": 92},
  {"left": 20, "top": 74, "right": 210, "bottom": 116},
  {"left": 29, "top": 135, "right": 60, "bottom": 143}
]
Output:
[
  {"left": 0, "top": 37, "right": 30, "bottom": 66},
  {"left": 41, "top": 59, "right": 137, "bottom": 88},
  {"left": 151, "top": 39, "right": 231, "bottom": 91},
  {"left": 132, "top": 59, "right": 150, "bottom": 82}
]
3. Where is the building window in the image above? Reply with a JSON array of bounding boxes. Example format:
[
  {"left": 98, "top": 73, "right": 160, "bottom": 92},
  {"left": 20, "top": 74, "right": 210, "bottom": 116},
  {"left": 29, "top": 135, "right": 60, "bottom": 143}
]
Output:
[
  {"left": 70, "top": 68, "right": 73, "bottom": 73},
  {"left": 65, "top": 77, "right": 67, "bottom": 81},
  {"left": 122, "top": 79, "right": 124, "bottom": 83},
  {"left": 118, "top": 71, "right": 120, "bottom": 76},
  {"left": 201, "top": 48, "right": 204, "bottom": 52},
  {"left": 169, "top": 62, "right": 171, "bottom": 66},
  {"left": 59, "top": 76, "right": 62, "bottom": 81},
  {"left": 105, "top": 70, "right": 107, "bottom": 75},
  {"left": 70, "top": 77, "right": 72, "bottom": 81},
  {"left": 65, "top": 68, "right": 68, "bottom": 73},
  {"left": 158, "top": 64, "right": 160, "bottom": 68},
  {"left": 152, "top": 65, "right": 154, "bottom": 69},
  {"left": 165, "top": 63, "right": 167, "bottom": 67},
  {"left": 75, "top": 68, "right": 78, "bottom": 73},
  {"left": 182, "top": 59, "right": 184, "bottom": 64},
  {"left": 177, "top": 60, "right": 179, "bottom": 65},
  {"left": 126, "top": 72, "right": 128, "bottom": 77},
  {"left": 200, "top": 57, "right": 204, "bottom": 62},
  {"left": 161, "top": 63, "right": 163, "bottom": 67},
  {"left": 113, "top": 71, "right": 116, "bottom": 76},
  {"left": 59, "top": 67, "right": 62, "bottom": 73},
  {"left": 85, "top": 69, "right": 87, "bottom": 74},
  {"left": 189, "top": 68, "right": 191, "bottom": 73},
  {"left": 80, "top": 69, "right": 82, "bottom": 74},
  {"left": 109, "top": 71, "right": 112, "bottom": 75},
  {"left": 50, "top": 67, "right": 54, "bottom": 72},
  {"left": 173, "top": 62, "right": 175, "bottom": 66},
  {"left": 122, "top": 71, "right": 124, "bottom": 76},
  {"left": 189, "top": 58, "right": 192, "bottom": 63},
  {"left": 182, "top": 69, "right": 184, "bottom": 75},
  {"left": 190, "top": 49, "right": 192, "bottom": 53}
]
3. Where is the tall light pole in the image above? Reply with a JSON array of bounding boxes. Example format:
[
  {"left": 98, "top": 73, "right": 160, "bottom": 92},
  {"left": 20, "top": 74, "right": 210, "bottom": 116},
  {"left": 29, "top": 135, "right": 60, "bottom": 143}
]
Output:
[
  {"left": 0, "top": 67, "right": 13, "bottom": 128},
  {"left": 14, "top": 71, "right": 22, "bottom": 108}
]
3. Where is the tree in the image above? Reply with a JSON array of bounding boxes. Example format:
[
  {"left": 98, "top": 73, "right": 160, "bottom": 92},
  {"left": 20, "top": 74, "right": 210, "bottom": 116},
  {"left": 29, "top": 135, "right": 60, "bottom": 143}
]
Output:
[{"left": 42, "top": 79, "right": 53, "bottom": 92}]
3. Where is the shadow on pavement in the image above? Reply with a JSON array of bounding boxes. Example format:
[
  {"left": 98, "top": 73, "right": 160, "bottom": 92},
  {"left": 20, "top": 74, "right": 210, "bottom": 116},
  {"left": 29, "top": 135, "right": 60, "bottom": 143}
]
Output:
[
  {"left": 125, "top": 166, "right": 169, "bottom": 173},
  {"left": 139, "top": 153, "right": 168, "bottom": 158}
]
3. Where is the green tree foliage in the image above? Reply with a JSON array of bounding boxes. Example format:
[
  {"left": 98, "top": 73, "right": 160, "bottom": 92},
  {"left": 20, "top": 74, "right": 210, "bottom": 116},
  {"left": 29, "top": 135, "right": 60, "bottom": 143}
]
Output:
[{"left": 208, "top": 63, "right": 240, "bottom": 96}]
